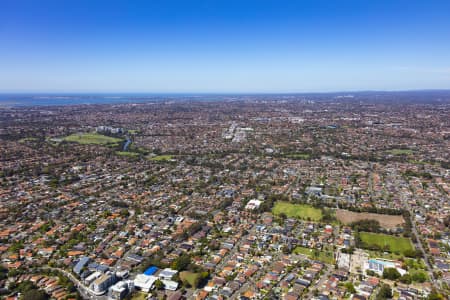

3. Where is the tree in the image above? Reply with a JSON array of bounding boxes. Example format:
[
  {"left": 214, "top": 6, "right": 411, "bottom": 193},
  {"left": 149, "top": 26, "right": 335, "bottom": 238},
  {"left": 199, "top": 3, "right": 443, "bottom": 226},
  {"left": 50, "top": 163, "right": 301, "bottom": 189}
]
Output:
[
  {"left": 399, "top": 274, "right": 412, "bottom": 284},
  {"left": 344, "top": 282, "right": 356, "bottom": 294},
  {"left": 383, "top": 268, "right": 401, "bottom": 280},
  {"left": 16, "top": 281, "right": 35, "bottom": 293},
  {"left": 0, "top": 265, "right": 7, "bottom": 280},
  {"left": 376, "top": 284, "right": 392, "bottom": 300},
  {"left": 350, "top": 219, "right": 381, "bottom": 233},
  {"left": 119, "top": 208, "right": 130, "bottom": 217},
  {"left": 427, "top": 290, "right": 444, "bottom": 300},
  {"left": 171, "top": 254, "right": 191, "bottom": 271},
  {"left": 404, "top": 249, "right": 422, "bottom": 258},
  {"left": 411, "top": 271, "right": 427, "bottom": 283},
  {"left": 154, "top": 279, "right": 164, "bottom": 290},
  {"left": 21, "top": 289, "right": 49, "bottom": 300}
]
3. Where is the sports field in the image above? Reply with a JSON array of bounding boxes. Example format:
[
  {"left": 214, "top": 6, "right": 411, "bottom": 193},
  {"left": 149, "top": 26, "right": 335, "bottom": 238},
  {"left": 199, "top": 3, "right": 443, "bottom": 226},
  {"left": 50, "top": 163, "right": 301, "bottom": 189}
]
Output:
[
  {"left": 63, "top": 132, "right": 122, "bottom": 145},
  {"left": 359, "top": 232, "right": 413, "bottom": 254},
  {"left": 272, "top": 201, "right": 322, "bottom": 221}
]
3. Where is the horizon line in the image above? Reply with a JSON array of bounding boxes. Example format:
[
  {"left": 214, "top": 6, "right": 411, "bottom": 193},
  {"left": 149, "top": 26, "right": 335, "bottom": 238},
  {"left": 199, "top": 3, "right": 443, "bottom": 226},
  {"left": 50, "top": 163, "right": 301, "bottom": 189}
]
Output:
[{"left": 1, "top": 88, "right": 450, "bottom": 95}]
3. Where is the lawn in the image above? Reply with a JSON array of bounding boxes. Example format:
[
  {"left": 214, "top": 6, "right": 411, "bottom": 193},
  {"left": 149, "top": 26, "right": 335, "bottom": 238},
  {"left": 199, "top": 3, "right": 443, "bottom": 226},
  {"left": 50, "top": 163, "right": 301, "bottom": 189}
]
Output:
[
  {"left": 131, "top": 292, "right": 147, "bottom": 300},
  {"left": 367, "top": 250, "right": 405, "bottom": 260},
  {"left": 180, "top": 271, "right": 201, "bottom": 287},
  {"left": 63, "top": 132, "right": 122, "bottom": 145},
  {"left": 272, "top": 201, "right": 322, "bottom": 221},
  {"left": 387, "top": 149, "right": 413, "bottom": 155},
  {"left": 359, "top": 232, "right": 414, "bottom": 255},
  {"left": 149, "top": 154, "right": 174, "bottom": 161},
  {"left": 293, "top": 246, "right": 334, "bottom": 264}
]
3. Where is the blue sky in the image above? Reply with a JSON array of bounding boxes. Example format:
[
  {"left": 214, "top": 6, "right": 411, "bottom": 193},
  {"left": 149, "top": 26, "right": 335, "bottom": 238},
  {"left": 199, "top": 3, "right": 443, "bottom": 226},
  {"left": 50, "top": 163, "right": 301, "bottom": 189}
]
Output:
[{"left": 1, "top": 0, "right": 450, "bottom": 93}]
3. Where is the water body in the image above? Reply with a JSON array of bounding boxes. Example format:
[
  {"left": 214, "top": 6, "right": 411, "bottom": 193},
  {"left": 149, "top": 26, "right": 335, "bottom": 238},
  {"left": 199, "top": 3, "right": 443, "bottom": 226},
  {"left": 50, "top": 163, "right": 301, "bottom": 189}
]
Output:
[
  {"left": 0, "top": 94, "right": 177, "bottom": 106},
  {"left": 1, "top": 91, "right": 450, "bottom": 106},
  {"left": 0, "top": 93, "right": 239, "bottom": 107}
]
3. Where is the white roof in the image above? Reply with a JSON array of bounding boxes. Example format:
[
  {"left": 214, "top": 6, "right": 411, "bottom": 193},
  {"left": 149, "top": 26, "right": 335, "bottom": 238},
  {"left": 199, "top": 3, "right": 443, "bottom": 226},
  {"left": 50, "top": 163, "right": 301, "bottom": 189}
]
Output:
[
  {"left": 159, "top": 268, "right": 178, "bottom": 279},
  {"left": 85, "top": 271, "right": 101, "bottom": 282},
  {"left": 134, "top": 274, "right": 157, "bottom": 291},
  {"left": 245, "top": 199, "right": 262, "bottom": 210},
  {"left": 162, "top": 279, "right": 179, "bottom": 291},
  {"left": 111, "top": 284, "right": 126, "bottom": 293},
  {"left": 248, "top": 199, "right": 261, "bottom": 205}
]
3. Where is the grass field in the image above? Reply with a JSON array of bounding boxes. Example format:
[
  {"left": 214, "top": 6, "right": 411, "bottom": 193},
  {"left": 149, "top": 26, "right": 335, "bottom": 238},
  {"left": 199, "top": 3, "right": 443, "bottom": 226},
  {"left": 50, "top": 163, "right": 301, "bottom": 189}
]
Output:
[
  {"left": 272, "top": 201, "right": 322, "bottom": 221},
  {"left": 387, "top": 149, "right": 413, "bottom": 155},
  {"left": 63, "top": 133, "right": 122, "bottom": 145},
  {"left": 149, "top": 154, "right": 174, "bottom": 161},
  {"left": 116, "top": 151, "right": 139, "bottom": 157},
  {"left": 293, "top": 246, "right": 334, "bottom": 264},
  {"left": 180, "top": 271, "right": 201, "bottom": 287},
  {"left": 359, "top": 232, "right": 413, "bottom": 254}
]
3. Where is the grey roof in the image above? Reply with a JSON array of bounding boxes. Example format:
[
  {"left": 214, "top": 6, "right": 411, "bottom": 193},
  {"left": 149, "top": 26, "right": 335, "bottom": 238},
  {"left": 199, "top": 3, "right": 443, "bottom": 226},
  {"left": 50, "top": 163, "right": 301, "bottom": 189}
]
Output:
[{"left": 73, "top": 256, "right": 90, "bottom": 274}]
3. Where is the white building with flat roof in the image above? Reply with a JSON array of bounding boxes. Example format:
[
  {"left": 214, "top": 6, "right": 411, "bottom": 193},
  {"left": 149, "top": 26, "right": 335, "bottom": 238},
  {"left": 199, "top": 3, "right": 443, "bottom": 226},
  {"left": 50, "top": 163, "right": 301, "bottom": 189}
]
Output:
[
  {"left": 162, "top": 279, "right": 178, "bottom": 291},
  {"left": 245, "top": 199, "right": 262, "bottom": 210},
  {"left": 134, "top": 274, "right": 158, "bottom": 292},
  {"left": 85, "top": 271, "right": 101, "bottom": 285},
  {"left": 365, "top": 258, "right": 406, "bottom": 276},
  {"left": 92, "top": 272, "right": 116, "bottom": 294},
  {"left": 158, "top": 268, "right": 178, "bottom": 280},
  {"left": 336, "top": 252, "right": 350, "bottom": 270}
]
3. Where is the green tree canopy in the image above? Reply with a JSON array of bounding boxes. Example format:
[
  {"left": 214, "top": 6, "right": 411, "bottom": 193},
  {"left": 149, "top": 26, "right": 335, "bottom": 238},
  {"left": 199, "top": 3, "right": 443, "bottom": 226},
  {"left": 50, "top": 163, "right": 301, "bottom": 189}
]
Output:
[
  {"left": 383, "top": 268, "right": 401, "bottom": 280},
  {"left": 21, "top": 289, "right": 49, "bottom": 300},
  {"left": 376, "top": 284, "right": 392, "bottom": 300}
]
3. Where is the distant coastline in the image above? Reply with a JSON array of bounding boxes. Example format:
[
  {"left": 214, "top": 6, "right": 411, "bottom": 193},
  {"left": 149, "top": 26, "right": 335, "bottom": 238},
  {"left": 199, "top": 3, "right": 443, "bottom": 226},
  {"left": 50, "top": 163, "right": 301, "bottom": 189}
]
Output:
[
  {"left": 1, "top": 90, "right": 450, "bottom": 107},
  {"left": 0, "top": 94, "right": 170, "bottom": 107}
]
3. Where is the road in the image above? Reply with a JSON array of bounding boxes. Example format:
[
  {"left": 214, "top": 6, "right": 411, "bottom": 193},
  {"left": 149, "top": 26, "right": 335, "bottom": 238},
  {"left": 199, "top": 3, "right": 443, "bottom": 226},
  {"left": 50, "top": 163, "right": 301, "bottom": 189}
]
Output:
[
  {"left": 398, "top": 176, "right": 439, "bottom": 289},
  {"left": 304, "top": 265, "right": 332, "bottom": 300},
  {"left": 402, "top": 196, "right": 438, "bottom": 289},
  {"left": 215, "top": 224, "right": 255, "bottom": 271},
  {"left": 40, "top": 211, "right": 138, "bottom": 299},
  {"left": 230, "top": 251, "right": 283, "bottom": 300},
  {"left": 43, "top": 267, "right": 108, "bottom": 300},
  {"left": 287, "top": 170, "right": 302, "bottom": 201}
]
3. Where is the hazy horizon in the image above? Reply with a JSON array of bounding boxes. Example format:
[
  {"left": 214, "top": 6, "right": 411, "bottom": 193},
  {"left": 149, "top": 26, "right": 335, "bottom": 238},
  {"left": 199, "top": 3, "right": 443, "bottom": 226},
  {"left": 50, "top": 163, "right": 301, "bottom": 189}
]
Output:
[
  {"left": 1, "top": 88, "right": 450, "bottom": 95},
  {"left": 2, "top": 0, "right": 450, "bottom": 93}
]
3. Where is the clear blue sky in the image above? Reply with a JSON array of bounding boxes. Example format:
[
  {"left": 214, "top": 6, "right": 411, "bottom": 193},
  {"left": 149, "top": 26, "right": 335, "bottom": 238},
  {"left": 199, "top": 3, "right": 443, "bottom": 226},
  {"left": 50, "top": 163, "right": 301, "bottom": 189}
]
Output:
[{"left": 1, "top": 0, "right": 450, "bottom": 93}]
